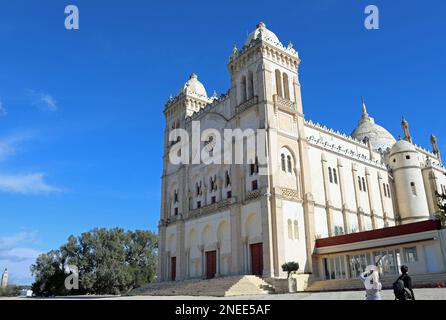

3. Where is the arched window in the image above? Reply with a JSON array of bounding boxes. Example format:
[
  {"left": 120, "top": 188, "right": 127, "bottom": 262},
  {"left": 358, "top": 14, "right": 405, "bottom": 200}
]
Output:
[
  {"left": 362, "top": 177, "right": 367, "bottom": 192},
  {"left": 283, "top": 73, "right": 290, "bottom": 100},
  {"left": 247, "top": 71, "right": 254, "bottom": 99},
  {"left": 287, "top": 155, "right": 292, "bottom": 173},
  {"left": 225, "top": 170, "right": 231, "bottom": 187},
  {"left": 333, "top": 168, "right": 338, "bottom": 184},
  {"left": 275, "top": 69, "right": 283, "bottom": 97},
  {"left": 293, "top": 220, "right": 299, "bottom": 239},
  {"left": 281, "top": 154, "right": 286, "bottom": 172},
  {"left": 410, "top": 182, "right": 417, "bottom": 196},
  {"left": 358, "top": 176, "right": 362, "bottom": 191},
  {"left": 240, "top": 76, "right": 247, "bottom": 102},
  {"left": 328, "top": 167, "right": 333, "bottom": 183},
  {"left": 174, "top": 190, "right": 178, "bottom": 203},
  {"left": 250, "top": 157, "right": 259, "bottom": 175},
  {"left": 287, "top": 219, "right": 293, "bottom": 239}
]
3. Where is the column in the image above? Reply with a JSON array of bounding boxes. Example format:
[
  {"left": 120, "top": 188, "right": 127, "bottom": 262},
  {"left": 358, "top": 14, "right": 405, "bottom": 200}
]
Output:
[
  {"left": 365, "top": 168, "right": 376, "bottom": 229},
  {"left": 351, "top": 163, "right": 364, "bottom": 231},
  {"left": 337, "top": 159, "right": 350, "bottom": 234},
  {"left": 377, "top": 172, "right": 388, "bottom": 226},
  {"left": 216, "top": 242, "right": 221, "bottom": 277},
  {"left": 199, "top": 245, "right": 205, "bottom": 279},
  {"left": 321, "top": 153, "right": 333, "bottom": 236}
]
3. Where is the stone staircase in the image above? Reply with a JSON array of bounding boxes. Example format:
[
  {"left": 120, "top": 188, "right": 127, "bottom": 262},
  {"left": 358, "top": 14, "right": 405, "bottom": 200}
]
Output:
[
  {"left": 129, "top": 275, "right": 275, "bottom": 297},
  {"left": 305, "top": 272, "right": 446, "bottom": 292}
]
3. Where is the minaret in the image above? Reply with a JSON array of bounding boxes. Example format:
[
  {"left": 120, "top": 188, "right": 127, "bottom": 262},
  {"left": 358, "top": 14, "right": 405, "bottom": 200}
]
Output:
[
  {"left": 1, "top": 268, "right": 8, "bottom": 287},
  {"left": 401, "top": 116, "right": 413, "bottom": 143},
  {"left": 361, "top": 96, "right": 369, "bottom": 119},
  {"left": 430, "top": 134, "right": 441, "bottom": 162}
]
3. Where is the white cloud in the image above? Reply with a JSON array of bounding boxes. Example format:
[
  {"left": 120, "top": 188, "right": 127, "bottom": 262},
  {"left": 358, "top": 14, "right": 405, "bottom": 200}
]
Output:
[
  {"left": 0, "top": 99, "right": 7, "bottom": 117},
  {"left": 0, "top": 232, "right": 41, "bottom": 285},
  {"left": 0, "top": 131, "right": 35, "bottom": 162},
  {"left": 27, "top": 90, "right": 58, "bottom": 112},
  {"left": 0, "top": 173, "right": 62, "bottom": 194}
]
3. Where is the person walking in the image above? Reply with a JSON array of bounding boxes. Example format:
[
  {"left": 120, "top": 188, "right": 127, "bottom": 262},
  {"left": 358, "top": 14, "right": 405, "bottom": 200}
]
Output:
[{"left": 393, "top": 265, "right": 415, "bottom": 300}]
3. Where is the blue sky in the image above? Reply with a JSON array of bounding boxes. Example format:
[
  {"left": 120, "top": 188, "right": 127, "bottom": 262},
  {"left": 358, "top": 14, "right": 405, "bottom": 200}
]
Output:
[{"left": 0, "top": 0, "right": 445, "bottom": 284}]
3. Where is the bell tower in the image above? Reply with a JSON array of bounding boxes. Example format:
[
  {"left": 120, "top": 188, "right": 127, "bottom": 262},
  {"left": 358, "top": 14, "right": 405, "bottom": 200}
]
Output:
[{"left": 227, "top": 22, "right": 316, "bottom": 275}]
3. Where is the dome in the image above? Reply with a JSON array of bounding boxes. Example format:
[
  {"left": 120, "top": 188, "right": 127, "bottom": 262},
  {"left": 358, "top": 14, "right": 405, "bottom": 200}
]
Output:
[
  {"left": 180, "top": 73, "right": 207, "bottom": 98},
  {"left": 351, "top": 102, "right": 396, "bottom": 150},
  {"left": 245, "top": 22, "right": 282, "bottom": 46},
  {"left": 389, "top": 139, "right": 416, "bottom": 155}
]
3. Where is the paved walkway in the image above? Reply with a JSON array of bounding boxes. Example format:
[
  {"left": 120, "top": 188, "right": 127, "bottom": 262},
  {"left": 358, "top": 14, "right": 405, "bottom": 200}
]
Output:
[{"left": 2, "top": 288, "right": 445, "bottom": 300}]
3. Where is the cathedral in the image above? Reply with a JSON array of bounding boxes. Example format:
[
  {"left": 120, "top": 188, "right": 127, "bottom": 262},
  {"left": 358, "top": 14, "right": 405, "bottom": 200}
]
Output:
[{"left": 158, "top": 22, "right": 446, "bottom": 285}]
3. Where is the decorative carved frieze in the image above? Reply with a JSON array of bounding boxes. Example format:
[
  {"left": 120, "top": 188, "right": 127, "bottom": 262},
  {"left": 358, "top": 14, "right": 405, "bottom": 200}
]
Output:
[
  {"left": 245, "top": 189, "right": 261, "bottom": 201},
  {"left": 236, "top": 96, "right": 258, "bottom": 114},
  {"left": 278, "top": 187, "right": 300, "bottom": 202},
  {"left": 274, "top": 94, "right": 296, "bottom": 112}
]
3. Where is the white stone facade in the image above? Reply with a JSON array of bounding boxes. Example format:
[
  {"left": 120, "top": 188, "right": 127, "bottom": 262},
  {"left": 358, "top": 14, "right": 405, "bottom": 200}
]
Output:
[{"left": 158, "top": 22, "right": 446, "bottom": 282}]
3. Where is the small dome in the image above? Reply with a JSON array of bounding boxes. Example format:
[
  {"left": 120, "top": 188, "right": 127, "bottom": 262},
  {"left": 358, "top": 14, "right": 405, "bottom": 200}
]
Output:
[
  {"left": 245, "top": 22, "right": 281, "bottom": 46},
  {"left": 351, "top": 102, "right": 396, "bottom": 150},
  {"left": 389, "top": 139, "right": 416, "bottom": 155},
  {"left": 180, "top": 73, "right": 208, "bottom": 98}
]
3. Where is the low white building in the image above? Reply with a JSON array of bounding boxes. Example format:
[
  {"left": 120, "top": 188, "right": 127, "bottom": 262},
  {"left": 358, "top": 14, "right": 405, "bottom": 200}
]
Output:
[{"left": 158, "top": 22, "right": 446, "bottom": 284}]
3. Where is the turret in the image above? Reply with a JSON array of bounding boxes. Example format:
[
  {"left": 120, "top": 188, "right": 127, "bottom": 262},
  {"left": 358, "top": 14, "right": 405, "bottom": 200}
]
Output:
[{"left": 388, "top": 140, "right": 430, "bottom": 224}]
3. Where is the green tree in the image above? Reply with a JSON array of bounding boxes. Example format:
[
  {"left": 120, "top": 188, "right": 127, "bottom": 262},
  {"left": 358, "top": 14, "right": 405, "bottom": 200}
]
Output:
[
  {"left": 436, "top": 191, "right": 446, "bottom": 225},
  {"left": 281, "top": 261, "right": 299, "bottom": 279},
  {"left": 31, "top": 228, "right": 158, "bottom": 296}
]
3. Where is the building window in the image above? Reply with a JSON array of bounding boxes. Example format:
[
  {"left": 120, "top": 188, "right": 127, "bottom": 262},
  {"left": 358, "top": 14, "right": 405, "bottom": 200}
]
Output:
[
  {"left": 334, "top": 226, "right": 344, "bottom": 236},
  {"left": 196, "top": 181, "right": 202, "bottom": 196},
  {"left": 406, "top": 155, "right": 411, "bottom": 160},
  {"left": 410, "top": 182, "right": 417, "bottom": 196},
  {"left": 383, "top": 183, "right": 387, "bottom": 197},
  {"left": 386, "top": 184, "right": 391, "bottom": 198},
  {"left": 174, "top": 207, "right": 178, "bottom": 216},
  {"left": 251, "top": 180, "right": 258, "bottom": 191},
  {"left": 328, "top": 167, "right": 333, "bottom": 183},
  {"left": 294, "top": 220, "right": 299, "bottom": 239},
  {"left": 250, "top": 157, "right": 259, "bottom": 175},
  {"left": 197, "top": 201, "right": 201, "bottom": 208},
  {"left": 283, "top": 73, "right": 290, "bottom": 100},
  {"left": 211, "top": 196, "right": 216, "bottom": 204},
  {"left": 281, "top": 154, "right": 286, "bottom": 172},
  {"left": 333, "top": 168, "right": 338, "bottom": 184},
  {"left": 287, "top": 219, "right": 293, "bottom": 239},
  {"left": 324, "top": 256, "right": 347, "bottom": 280},
  {"left": 362, "top": 177, "right": 367, "bottom": 192},
  {"left": 225, "top": 171, "right": 231, "bottom": 187},
  {"left": 174, "top": 190, "right": 178, "bottom": 203},
  {"left": 275, "top": 69, "right": 282, "bottom": 97},
  {"left": 372, "top": 250, "right": 401, "bottom": 275},
  {"left": 227, "top": 190, "right": 232, "bottom": 199},
  {"left": 287, "top": 155, "right": 292, "bottom": 173},
  {"left": 240, "top": 76, "right": 247, "bottom": 102},
  {"left": 404, "top": 247, "right": 418, "bottom": 263},
  {"left": 247, "top": 71, "right": 254, "bottom": 100},
  {"left": 358, "top": 176, "right": 362, "bottom": 191}
]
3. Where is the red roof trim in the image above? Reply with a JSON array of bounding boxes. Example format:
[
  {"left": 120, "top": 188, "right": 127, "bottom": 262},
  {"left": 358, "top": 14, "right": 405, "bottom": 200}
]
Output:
[{"left": 316, "top": 219, "right": 442, "bottom": 248}]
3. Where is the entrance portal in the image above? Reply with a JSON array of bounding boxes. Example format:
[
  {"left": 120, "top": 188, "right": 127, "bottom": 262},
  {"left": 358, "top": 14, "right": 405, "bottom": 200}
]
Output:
[
  {"left": 206, "top": 251, "right": 217, "bottom": 279},
  {"left": 171, "top": 257, "right": 176, "bottom": 281},
  {"left": 250, "top": 243, "right": 263, "bottom": 276}
]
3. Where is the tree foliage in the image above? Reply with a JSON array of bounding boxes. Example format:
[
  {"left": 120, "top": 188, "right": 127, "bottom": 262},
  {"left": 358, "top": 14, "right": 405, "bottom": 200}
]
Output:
[
  {"left": 436, "top": 191, "right": 446, "bottom": 225},
  {"left": 281, "top": 261, "right": 299, "bottom": 279},
  {"left": 31, "top": 228, "right": 158, "bottom": 296},
  {"left": 0, "top": 285, "right": 21, "bottom": 297}
]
